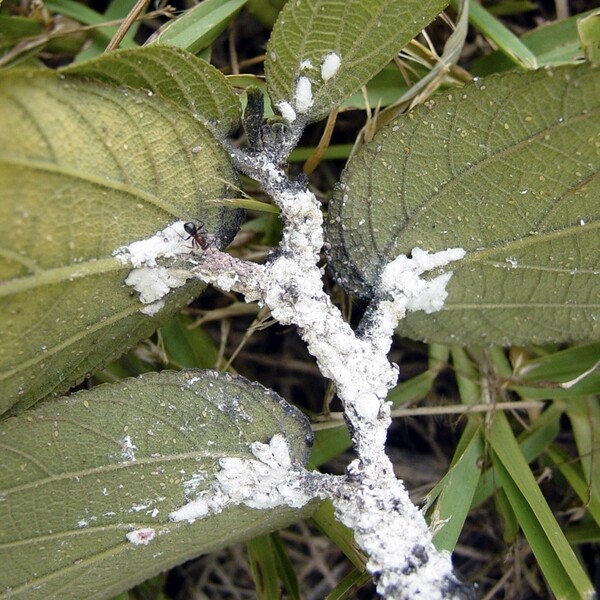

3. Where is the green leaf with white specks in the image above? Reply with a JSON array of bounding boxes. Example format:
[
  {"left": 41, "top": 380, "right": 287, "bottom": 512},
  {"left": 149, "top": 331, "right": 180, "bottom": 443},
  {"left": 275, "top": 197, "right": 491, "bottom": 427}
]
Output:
[
  {"left": 326, "top": 63, "right": 600, "bottom": 345},
  {"left": 0, "top": 370, "right": 314, "bottom": 600},
  {"left": 265, "top": 0, "right": 449, "bottom": 123},
  {"left": 0, "top": 47, "right": 243, "bottom": 415}
]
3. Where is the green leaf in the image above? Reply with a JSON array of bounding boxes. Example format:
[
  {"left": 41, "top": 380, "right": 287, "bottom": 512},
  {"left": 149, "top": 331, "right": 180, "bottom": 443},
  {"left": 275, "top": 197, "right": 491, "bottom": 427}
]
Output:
[
  {"left": 0, "top": 63, "right": 242, "bottom": 414},
  {"left": 429, "top": 424, "right": 484, "bottom": 552},
  {"left": 578, "top": 10, "right": 600, "bottom": 64},
  {"left": 63, "top": 46, "right": 242, "bottom": 136},
  {"left": 387, "top": 343, "right": 450, "bottom": 409},
  {"left": 148, "top": 0, "right": 246, "bottom": 55},
  {"left": 327, "top": 64, "right": 600, "bottom": 345},
  {"left": 455, "top": 0, "right": 537, "bottom": 70},
  {"left": 247, "top": 0, "right": 286, "bottom": 28},
  {"left": 337, "top": 65, "right": 412, "bottom": 112},
  {"left": 472, "top": 8, "right": 598, "bottom": 75},
  {"left": 566, "top": 521, "right": 600, "bottom": 545},
  {"left": 45, "top": 0, "right": 138, "bottom": 58},
  {"left": 546, "top": 443, "right": 600, "bottom": 530},
  {"left": 247, "top": 532, "right": 301, "bottom": 600},
  {"left": 486, "top": 413, "right": 595, "bottom": 598},
  {"left": 564, "top": 397, "right": 600, "bottom": 515},
  {"left": 484, "top": 1, "right": 538, "bottom": 17},
  {"left": 491, "top": 457, "right": 586, "bottom": 597},
  {"left": 0, "top": 370, "right": 314, "bottom": 600},
  {"left": 324, "top": 568, "right": 372, "bottom": 600},
  {"left": 289, "top": 143, "right": 354, "bottom": 163},
  {"left": 247, "top": 535, "right": 282, "bottom": 600},
  {"left": 311, "top": 500, "right": 366, "bottom": 570},
  {"left": 268, "top": 532, "right": 301, "bottom": 600},
  {"left": 0, "top": 15, "right": 44, "bottom": 43},
  {"left": 511, "top": 342, "right": 600, "bottom": 398},
  {"left": 470, "top": 402, "right": 562, "bottom": 509},
  {"left": 309, "top": 425, "right": 352, "bottom": 467},
  {"left": 493, "top": 480, "right": 520, "bottom": 542},
  {"left": 160, "top": 313, "right": 219, "bottom": 369},
  {"left": 265, "top": 0, "right": 449, "bottom": 123}
]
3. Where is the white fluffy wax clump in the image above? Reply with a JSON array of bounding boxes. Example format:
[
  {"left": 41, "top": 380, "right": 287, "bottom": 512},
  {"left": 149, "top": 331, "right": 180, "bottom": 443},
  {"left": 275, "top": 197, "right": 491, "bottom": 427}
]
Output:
[
  {"left": 295, "top": 77, "right": 313, "bottom": 114},
  {"left": 277, "top": 101, "right": 297, "bottom": 123},
  {"left": 114, "top": 221, "right": 195, "bottom": 314},
  {"left": 126, "top": 528, "right": 156, "bottom": 545},
  {"left": 380, "top": 247, "right": 466, "bottom": 314},
  {"left": 321, "top": 52, "right": 341, "bottom": 81},
  {"left": 169, "top": 434, "right": 312, "bottom": 524},
  {"left": 114, "top": 223, "right": 189, "bottom": 268}
]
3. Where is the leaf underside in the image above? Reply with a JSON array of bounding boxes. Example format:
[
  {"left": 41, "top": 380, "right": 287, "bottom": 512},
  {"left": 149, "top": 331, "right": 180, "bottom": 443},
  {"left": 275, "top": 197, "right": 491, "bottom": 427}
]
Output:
[
  {"left": 265, "top": 0, "right": 449, "bottom": 123},
  {"left": 62, "top": 45, "right": 242, "bottom": 136},
  {"left": 0, "top": 370, "right": 314, "bottom": 600},
  {"left": 327, "top": 63, "right": 600, "bottom": 345}
]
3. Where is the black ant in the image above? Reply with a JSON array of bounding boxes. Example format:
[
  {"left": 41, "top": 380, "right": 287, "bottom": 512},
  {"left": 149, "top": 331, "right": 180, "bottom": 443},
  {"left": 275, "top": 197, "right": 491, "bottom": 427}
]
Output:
[{"left": 183, "top": 221, "right": 208, "bottom": 250}]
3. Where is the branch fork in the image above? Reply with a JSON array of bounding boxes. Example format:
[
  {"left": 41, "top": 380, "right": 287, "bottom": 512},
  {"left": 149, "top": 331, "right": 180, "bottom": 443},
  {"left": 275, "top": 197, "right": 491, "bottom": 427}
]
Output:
[{"left": 119, "top": 130, "right": 469, "bottom": 599}]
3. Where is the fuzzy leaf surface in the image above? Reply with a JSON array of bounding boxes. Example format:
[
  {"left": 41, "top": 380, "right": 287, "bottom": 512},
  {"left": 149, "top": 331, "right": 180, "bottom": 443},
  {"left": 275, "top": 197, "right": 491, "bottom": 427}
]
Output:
[
  {"left": 327, "top": 64, "right": 600, "bottom": 345},
  {"left": 63, "top": 45, "right": 242, "bottom": 136},
  {"left": 265, "top": 0, "right": 448, "bottom": 123},
  {"left": 0, "top": 370, "right": 314, "bottom": 600},
  {"left": 0, "top": 65, "right": 242, "bottom": 414}
]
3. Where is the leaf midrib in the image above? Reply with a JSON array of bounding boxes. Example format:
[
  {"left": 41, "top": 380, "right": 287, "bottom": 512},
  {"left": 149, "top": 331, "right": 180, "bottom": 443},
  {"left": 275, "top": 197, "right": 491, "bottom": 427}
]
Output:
[
  {"left": 0, "top": 154, "right": 184, "bottom": 218},
  {"left": 376, "top": 101, "right": 600, "bottom": 257},
  {"left": 0, "top": 257, "right": 122, "bottom": 298}
]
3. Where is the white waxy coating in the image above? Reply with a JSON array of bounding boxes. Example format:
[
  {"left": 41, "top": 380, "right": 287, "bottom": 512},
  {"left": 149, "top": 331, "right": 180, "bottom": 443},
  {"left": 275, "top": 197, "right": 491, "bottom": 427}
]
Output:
[
  {"left": 169, "top": 434, "right": 312, "bottom": 523},
  {"left": 115, "top": 221, "right": 195, "bottom": 314},
  {"left": 161, "top": 155, "right": 468, "bottom": 596},
  {"left": 321, "top": 52, "right": 341, "bottom": 81},
  {"left": 295, "top": 77, "right": 313, "bottom": 113},
  {"left": 126, "top": 528, "right": 156, "bottom": 545},
  {"left": 277, "top": 101, "right": 297, "bottom": 123},
  {"left": 380, "top": 247, "right": 466, "bottom": 315}
]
